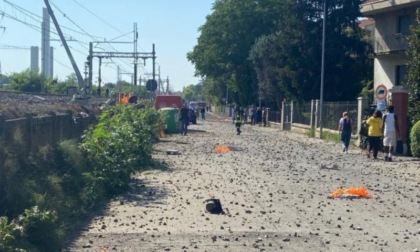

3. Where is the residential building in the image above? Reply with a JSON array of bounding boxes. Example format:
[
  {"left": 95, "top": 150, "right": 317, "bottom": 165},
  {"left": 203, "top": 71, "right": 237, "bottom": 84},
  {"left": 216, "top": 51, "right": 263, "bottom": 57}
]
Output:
[
  {"left": 360, "top": 0, "right": 420, "bottom": 94},
  {"left": 360, "top": 0, "right": 420, "bottom": 152}
]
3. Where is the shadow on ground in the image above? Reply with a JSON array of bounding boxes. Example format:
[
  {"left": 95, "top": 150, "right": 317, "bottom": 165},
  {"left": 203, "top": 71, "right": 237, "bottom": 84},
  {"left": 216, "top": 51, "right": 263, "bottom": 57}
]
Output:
[{"left": 64, "top": 159, "right": 173, "bottom": 248}]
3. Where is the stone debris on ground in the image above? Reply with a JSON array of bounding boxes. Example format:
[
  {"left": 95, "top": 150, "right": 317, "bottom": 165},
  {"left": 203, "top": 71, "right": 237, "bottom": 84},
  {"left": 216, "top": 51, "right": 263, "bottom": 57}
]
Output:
[{"left": 68, "top": 112, "right": 420, "bottom": 252}]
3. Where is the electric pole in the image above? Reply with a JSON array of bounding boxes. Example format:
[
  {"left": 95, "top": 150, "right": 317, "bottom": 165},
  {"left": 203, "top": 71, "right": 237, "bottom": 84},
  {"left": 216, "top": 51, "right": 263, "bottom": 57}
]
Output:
[{"left": 43, "top": 0, "right": 84, "bottom": 89}]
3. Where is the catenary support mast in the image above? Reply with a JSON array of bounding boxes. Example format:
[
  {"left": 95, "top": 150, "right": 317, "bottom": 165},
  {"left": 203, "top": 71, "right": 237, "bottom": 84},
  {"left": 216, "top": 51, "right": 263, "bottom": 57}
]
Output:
[{"left": 43, "top": 0, "right": 84, "bottom": 89}]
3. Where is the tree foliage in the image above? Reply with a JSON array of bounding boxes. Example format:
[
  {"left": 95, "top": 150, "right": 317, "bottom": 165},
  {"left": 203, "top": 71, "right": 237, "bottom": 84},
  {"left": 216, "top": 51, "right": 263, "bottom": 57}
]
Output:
[
  {"left": 5, "top": 70, "right": 45, "bottom": 92},
  {"left": 406, "top": 8, "right": 420, "bottom": 124},
  {"left": 250, "top": 0, "right": 372, "bottom": 103},
  {"left": 188, "top": 0, "right": 286, "bottom": 105},
  {"left": 189, "top": 0, "right": 372, "bottom": 107},
  {"left": 182, "top": 83, "right": 203, "bottom": 102},
  {"left": 3, "top": 70, "right": 80, "bottom": 94}
]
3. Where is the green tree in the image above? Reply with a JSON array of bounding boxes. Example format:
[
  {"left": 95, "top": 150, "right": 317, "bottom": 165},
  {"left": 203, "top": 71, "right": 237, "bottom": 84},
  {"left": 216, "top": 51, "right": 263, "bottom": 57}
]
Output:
[
  {"left": 182, "top": 84, "right": 203, "bottom": 102},
  {"left": 0, "top": 74, "right": 10, "bottom": 89},
  {"left": 43, "top": 73, "right": 79, "bottom": 94},
  {"left": 249, "top": 0, "right": 372, "bottom": 102},
  {"left": 406, "top": 8, "right": 420, "bottom": 124},
  {"left": 188, "top": 0, "right": 286, "bottom": 105},
  {"left": 5, "top": 70, "right": 48, "bottom": 92},
  {"left": 115, "top": 80, "right": 132, "bottom": 93},
  {"left": 200, "top": 77, "right": 225, "bottom": 105}
]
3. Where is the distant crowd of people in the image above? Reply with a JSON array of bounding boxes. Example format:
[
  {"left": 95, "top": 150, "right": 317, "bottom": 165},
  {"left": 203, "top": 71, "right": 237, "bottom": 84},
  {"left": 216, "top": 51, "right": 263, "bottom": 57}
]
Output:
[
  {"left": 232, "top": 105, "right": 268, "bottom": 127},
  {"left": 180, "top": 101, "right": 402, "bottom": 162}
]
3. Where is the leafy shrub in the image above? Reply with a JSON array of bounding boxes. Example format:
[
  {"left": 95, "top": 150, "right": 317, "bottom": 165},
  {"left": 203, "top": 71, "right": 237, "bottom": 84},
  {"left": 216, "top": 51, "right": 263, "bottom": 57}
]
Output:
[
  {"left": 81, "top": 105, "right": 161, "bottom": 195},
  {"left": 0, "top": 146, "right": 36, "bottom": 219},
  {"left": 0, "top": 216, "right": 24, "bottom": 251},
  {"left": 0, "top": 104, "right": 162, "bottom": 251},
  {"left": 410, "top": 120, "right": 420, "bottom": 157},
  {"left": 17, "top": 206, "right": 59, "bottom": 251}
]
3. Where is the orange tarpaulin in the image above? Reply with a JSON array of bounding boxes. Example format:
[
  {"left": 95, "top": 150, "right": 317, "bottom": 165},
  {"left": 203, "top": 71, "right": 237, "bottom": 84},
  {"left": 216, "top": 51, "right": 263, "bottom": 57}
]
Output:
[
  {"left": 330, "top": 187, "right": 370, "bottom": 199},
  {"left": 214, "top": 146, "right": 231, "bottom": 153},
  {"left": 118, "top": 93, "right": 130, "bottom": 104}
]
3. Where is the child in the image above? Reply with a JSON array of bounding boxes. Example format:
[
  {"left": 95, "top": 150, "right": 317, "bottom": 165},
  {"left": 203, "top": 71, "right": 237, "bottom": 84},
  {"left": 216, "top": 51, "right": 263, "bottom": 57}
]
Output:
[{"left": 235, "top": 112, "right": 242, "bottom": 135}]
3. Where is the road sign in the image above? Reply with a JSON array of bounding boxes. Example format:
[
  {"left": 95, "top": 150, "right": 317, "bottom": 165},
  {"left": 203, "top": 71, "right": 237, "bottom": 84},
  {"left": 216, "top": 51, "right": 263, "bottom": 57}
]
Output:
[
  {"left": 146, "top": 79, "right": 157, "bottom": 91},
  {"left": 375, "top": 84, "right": 387, "bottom": 100}
]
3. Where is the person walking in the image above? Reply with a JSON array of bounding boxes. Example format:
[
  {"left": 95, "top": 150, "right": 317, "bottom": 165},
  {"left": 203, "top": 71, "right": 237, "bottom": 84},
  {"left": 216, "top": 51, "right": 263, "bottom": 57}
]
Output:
[
  {"left": 256, "top": 107, "right": 263, "bottom": 127},
  {"left": 262, "top": 107, "right": 268, "bottom": 127},
  {"left": 338, "top": 111, "right": 352, "bottom": 153},
  {"left": 178, "top": 104, "right": 190, "bottom": 136},
  {"left": 232, "top": 105, "right": 238, "bottom": 124},
  {"left": 243, "top": 107, "right": 248, "bottom": 124},
  {"left": 234, "top": 112, "right": 242, "bottom": 135},
  {"left": 200, "top": 106, "right": 206, "bottom": 120},
  {"left": 382, "top": 105, "right": 400, "bottom": 162},
  {"left": 250, "top": 106, "right": 256, "bottom": 125},
  {"left": 366, "top": 110, "right": 383, "bottom": 159}
]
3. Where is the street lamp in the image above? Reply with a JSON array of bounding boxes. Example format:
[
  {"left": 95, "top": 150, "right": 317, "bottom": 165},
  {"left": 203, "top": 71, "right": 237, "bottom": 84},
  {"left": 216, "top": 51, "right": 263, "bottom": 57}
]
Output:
[{"left": 319, "top": 0, "right": 327, "bottom": 139}]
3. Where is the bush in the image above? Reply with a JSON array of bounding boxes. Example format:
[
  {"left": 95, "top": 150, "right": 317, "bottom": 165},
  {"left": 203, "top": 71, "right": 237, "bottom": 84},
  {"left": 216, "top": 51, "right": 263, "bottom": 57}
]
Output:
[
  {"left": 80, "top": 105, "right": 162, "bottom": 195},
  {"left": 0, "top": 216, "right": 24, "bottom": 251},
  {"left": 18, "top": 207, "right": 59, "bottom": 251},
  {"left": 410, "top": 120, "right": 420, "bottom": 157},
  {"left": 0, "top": 104, "right": 162, "bottom": 251}
]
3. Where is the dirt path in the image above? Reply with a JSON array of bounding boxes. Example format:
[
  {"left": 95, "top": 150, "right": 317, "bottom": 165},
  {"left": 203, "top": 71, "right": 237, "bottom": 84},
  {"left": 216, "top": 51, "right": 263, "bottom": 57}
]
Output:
[{"left": 68, "top": 113, "right": 420, "bottom": 252}]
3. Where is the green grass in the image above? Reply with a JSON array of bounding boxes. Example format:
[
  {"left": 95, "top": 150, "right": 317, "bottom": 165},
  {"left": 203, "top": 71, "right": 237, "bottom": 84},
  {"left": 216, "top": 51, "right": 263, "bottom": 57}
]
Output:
[
  {"left": 306, "top": 128, "right": 316, "bottom": 138},
  {"left": 322, "top": 131, "right": 340, "bottom": 143}
]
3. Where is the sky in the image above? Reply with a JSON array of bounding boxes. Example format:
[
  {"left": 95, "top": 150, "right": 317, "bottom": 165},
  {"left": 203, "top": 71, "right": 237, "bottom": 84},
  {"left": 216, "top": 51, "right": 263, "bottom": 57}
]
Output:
[{"left": 0, "top": 0, "right": 214, "bottom": 92}]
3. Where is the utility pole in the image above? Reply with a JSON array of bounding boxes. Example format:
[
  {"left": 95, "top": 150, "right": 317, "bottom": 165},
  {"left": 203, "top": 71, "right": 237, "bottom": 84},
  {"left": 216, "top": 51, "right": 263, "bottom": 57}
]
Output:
[
  {"left": 89, "top": 42, "right": 155, "bottom": 91},
  {"left": 98, "top": 57, "right": 102, "bottom": 96},
  {"left": 88, "top": 42, "right": 93, "bottom": 93},
  {"left": 319, "top": 0, "right": 327, "bottom": 139},
  {"left": 0, "top": 61, "right": 3, "bottom": 88},
  {"left": 133, "top": 22, "right": 138, "bottom": 86},
  {"left": 158, "top": 65, "right": 161, "bottom": 94},
  {"left": 152, "top": 44, "right": 156, "bottom": 82},
  {"left": 43, "top": 0, "right": 84, "bottom": 89}
]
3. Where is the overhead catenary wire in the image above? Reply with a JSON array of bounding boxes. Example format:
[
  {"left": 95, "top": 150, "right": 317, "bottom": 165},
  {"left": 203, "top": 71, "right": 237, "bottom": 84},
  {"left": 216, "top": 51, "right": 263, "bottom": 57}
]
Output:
[
  {"left": 71, "top": 0, "right": 130, "bottom": 40},
  {"left": 65, "top": 0, "right": 150, "bottom": 73},
  {"left": 1, "top": 0, "right": 147, "bottom": 82}
]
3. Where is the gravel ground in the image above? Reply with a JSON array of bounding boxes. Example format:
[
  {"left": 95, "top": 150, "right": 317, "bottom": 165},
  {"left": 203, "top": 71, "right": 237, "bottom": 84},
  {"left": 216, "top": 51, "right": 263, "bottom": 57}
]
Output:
[
  {"left": 68, "top": 112, "right": 420, "bottom": 252},
  {"left": 0, "top": 91, "right": 106, "bottom": 119}
]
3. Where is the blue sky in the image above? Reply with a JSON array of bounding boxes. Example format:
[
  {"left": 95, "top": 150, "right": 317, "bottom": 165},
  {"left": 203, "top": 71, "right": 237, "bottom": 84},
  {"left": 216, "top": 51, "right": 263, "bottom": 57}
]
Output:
[{"left": 0, "top": 0, "right": 214, "bottom": 91}]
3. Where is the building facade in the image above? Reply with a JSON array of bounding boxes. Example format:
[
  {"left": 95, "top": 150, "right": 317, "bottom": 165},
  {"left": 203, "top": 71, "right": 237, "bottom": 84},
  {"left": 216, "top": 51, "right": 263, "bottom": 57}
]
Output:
[
  {"left": 361, "top": 0, "right": 420, "bottom": 151},
  {"left": 360, "top": 0, "right": 420, "bottom": 99}
]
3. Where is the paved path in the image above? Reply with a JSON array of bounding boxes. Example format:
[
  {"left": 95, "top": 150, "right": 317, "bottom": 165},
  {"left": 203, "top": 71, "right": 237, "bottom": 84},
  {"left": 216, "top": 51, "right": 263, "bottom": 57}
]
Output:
[{"left": 68, "top": 113, "right": 420, "bottom": 252}]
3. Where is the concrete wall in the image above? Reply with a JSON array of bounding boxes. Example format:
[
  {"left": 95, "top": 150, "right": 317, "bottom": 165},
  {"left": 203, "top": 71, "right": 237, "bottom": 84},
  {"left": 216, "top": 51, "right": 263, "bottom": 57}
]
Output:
[
  {"left": 374, "top": 56, "right": 408, "bottom": 91},
  {"left": 0, "top": 113, "right": 93, "bottom": 153}
]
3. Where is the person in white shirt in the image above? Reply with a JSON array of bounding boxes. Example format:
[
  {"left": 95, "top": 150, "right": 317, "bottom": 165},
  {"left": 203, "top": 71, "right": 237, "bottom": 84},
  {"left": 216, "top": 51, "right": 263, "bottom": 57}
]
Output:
[{"left": 382, "top": 105, "right": 400, "bottom": 162}]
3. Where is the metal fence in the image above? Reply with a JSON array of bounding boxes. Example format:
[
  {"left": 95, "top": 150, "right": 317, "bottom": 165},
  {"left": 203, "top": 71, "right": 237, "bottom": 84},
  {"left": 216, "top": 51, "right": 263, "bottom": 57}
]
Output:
[
  {"left": 320, "top": 101, "right": 358, "bottom": 134},
  {"left": 211, "top": 100, "right": 359, "bottom": 135},
  {"left": 268, "top": 110, "right": 281, "bottom": 123},
  {"left": 293, "top": 102, "right": 312, "bottom": 125}
]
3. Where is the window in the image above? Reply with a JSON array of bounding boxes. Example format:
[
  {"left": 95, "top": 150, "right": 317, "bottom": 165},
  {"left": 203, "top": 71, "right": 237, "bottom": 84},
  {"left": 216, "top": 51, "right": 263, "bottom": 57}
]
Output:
[
  {"left": 396, "top": 65, "right": 407, "bottom": 86},
  {"left": 397, "top": 15, "right": 410, "bottom": 35}
]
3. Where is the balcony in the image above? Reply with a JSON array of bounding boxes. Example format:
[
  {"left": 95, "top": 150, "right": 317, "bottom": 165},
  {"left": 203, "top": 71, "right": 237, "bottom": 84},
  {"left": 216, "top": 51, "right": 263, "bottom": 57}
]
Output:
[
  {"left": 361, "top": 0, "right": 420, "bottom": 16},
  {"left": 366, "top": 33, "right": 408, "bottom": 54}
]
